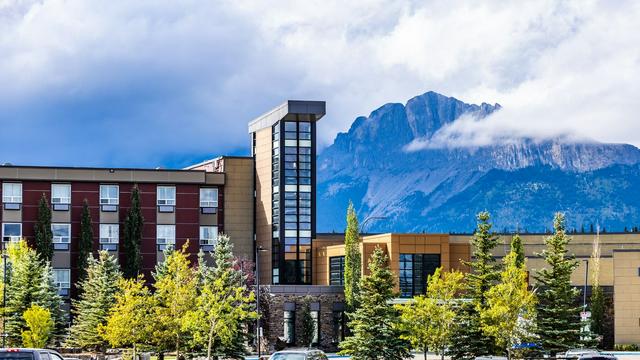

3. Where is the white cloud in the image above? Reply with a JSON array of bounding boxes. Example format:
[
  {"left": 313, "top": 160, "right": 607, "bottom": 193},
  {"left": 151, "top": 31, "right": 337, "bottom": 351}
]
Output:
[{"left": 0, "top": 0, "right": 638, "bottom": 166}]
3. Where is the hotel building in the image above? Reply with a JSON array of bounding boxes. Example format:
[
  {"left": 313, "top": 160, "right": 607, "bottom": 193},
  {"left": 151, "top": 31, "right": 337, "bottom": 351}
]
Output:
[{"left": 1, "top": 100, "right": 640, "bottom": 349}]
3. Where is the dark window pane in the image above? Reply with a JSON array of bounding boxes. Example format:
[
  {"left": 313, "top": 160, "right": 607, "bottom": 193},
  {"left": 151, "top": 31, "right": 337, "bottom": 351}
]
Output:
[{"left": 284, "top": 122, "right": 297, "bottom": 131}]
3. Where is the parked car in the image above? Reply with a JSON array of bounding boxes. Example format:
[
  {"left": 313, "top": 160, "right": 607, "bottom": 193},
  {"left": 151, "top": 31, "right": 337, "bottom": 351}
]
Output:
[
  {"left": 578, "top": 354, "right": 617, "bottom": 360},
  {"left": 268, "top": 349, "right": 328, "bottom": 360},
  {"left": 0, "top": 349, "right": 68, "bottom": 360},
  {"left": 564, "top": 349, "right": 600, "bottom": 359},
  {"left": 474, "top": 357, "right": 508, "bottom": 360}
]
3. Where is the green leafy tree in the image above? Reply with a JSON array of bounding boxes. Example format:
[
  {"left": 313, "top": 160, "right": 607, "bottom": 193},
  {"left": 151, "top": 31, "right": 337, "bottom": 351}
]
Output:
[
  {"left": 78, "top": 199, "right": 94, "bottom": 283},
  {"left": 4, "top": 241, "right": 63, "bottom": 346},
  {"left": 510, "top": 234, "right": 525, "bottom": 268},
  {"left": 589, "top": 231, "right": 605, "bottom": 347},
  {"left": 399, "top": 268, "right": 465, "bottom": 360},
  {"left": 34, "top": 194, "right": 53, "bottom": 261},
  {"left": 339, "top": 247, "right": 411, "bottom": 360},
  {"left": 123, "top": 185, "right": 144, "bottom": 278},
  {"left": 22, "top": 305, "right": 54, "bottom": 348},
  {"left": 480, "top": 251, "right": 537, "bottom": 360},
  {"left": 100, "top": 276, "right": 154, "bottom": 360},
  {"left": 344, "top": 201, "right": 361, "bottom": 310},
  {"left": 152, "top": 243, "right": 198, "bottom": 360},
  {"left": 534, "top": 213, "right": 583, "bottom": 354},
  {"left": 450, "top": 211, "right": 501, "bottom": 359},
  {"left": 299, "top": 298, "right": 315, "bottom": 349},
  {"left": 66, "top": 251, "right": 122, "bottom": 351},
  {"left": 185, "top": 234, "right": 257, "bottom": 360}
]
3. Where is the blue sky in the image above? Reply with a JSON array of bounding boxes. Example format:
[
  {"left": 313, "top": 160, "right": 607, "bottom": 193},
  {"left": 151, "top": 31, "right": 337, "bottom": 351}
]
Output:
[{"left": 1, "top": 0, "right": 639, "bottom": 168}]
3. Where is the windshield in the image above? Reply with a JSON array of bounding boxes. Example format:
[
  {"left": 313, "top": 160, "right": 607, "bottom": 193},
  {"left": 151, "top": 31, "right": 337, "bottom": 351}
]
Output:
[
  {"left": 0, "top": 352, "right": 36, "bottom": 360},
  {"left": 271, "top": 353, "right": 306, "bottom": 360}
]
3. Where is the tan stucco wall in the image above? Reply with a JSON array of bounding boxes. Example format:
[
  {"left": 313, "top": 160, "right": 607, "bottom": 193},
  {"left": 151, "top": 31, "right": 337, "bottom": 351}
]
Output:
[
  {"left": 613, "top": 250, "right": 640, "bottom": 344},
  {"left": 254, "top": 126, "right": 273, "bottom": 284},
  {"left": 221, "top": 157, "right": 254, "bottom": 260}
]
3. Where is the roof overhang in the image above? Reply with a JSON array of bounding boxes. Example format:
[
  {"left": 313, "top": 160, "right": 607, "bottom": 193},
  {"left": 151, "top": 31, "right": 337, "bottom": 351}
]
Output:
[{"left": 248, "top": 100, "right": 326, "bottom": 134}]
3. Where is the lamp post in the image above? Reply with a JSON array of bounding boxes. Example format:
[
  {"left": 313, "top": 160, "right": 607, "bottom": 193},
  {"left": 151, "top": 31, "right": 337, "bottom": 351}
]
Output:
[{"left": 255, "top": 245, "right": 268, "bottom": 359}]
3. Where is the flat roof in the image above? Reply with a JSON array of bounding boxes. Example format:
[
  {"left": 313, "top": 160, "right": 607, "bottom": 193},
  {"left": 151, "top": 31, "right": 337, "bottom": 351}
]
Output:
[{"left": 248, "top": 100, "right": 326, "bottom": 133}]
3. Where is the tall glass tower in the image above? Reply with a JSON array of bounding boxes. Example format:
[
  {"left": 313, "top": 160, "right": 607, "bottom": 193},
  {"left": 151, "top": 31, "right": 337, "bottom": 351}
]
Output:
[{"left": 249, "top": 101, "right": 325, "bottom": 285}]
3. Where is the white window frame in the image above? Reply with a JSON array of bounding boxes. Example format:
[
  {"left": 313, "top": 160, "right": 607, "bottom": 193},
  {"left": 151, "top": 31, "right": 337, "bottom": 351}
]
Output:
[
  {"left": 51, "top": 184, "right": 71, "bottom": 204},
  {"left": 199, "top": 226, "right": 218, "bottom": 246},
  {"left": 99, "top": 224, "right": 119, "bottom": 244},
  {"left": 157, "top": 225, "right": 176, "bottom": 249},
  {"left": 199, "top": 188, "right": 218, "bottom": 208},
  {"left": 157, "top": 186, "right": 176, "bottom": 206},
  {"left": 53, "top": 269, "right": 70, "bottom": 290},
  {"left": 51, "top": 223, "right": 71, "bottom": 244},
  {"left": 100, "top": 185, "right": 119, "bottom": 205},
  {"left": 2, "top": 183, "right": 22, "bottom": 203},
  {"left": 2, "top": 223, "right": 22, "bottom": 242}
]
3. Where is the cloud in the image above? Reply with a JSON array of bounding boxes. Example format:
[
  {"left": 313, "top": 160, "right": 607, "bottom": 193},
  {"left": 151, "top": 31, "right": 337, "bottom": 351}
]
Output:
[{"left": 0, "top": 0, "right": 639, "bottom": 166}]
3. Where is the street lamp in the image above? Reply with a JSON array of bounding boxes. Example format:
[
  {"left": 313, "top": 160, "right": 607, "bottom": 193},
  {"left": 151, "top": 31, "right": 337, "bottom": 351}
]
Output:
[{"left": 255, "top": 245, "right": 268, "bottom": 358}]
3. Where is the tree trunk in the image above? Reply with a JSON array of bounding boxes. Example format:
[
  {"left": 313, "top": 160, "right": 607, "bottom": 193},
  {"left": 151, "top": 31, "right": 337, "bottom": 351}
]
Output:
[
  {"left": 424, "top": 348, "right": 428, "bottom": 360},
  {"left": 441, "top": 345, "right": 445, "bottom": 360},
  {"left": 132, "top": 344, "right": 137, "bottom": 360},
  {"left": 507, "top": 348, "right": 511, "bottom": 360},
  {"left": 207, "top": 318, "right": 216, "bottom": 360},
  {"left": 176, "top": 335, "right": 180, "bottom": 360}
]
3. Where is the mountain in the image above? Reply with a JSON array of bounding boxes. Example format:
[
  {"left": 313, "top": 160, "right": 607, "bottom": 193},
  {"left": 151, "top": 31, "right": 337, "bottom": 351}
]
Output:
[{"left": 317, "top": 91, "right": 640, "bottom": 233}]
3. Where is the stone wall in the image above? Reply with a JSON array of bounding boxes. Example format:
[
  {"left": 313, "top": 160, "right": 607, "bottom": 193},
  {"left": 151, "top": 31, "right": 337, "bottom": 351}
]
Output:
[{"left": 259, "top": 285, "right": 345, "bottom": 352}]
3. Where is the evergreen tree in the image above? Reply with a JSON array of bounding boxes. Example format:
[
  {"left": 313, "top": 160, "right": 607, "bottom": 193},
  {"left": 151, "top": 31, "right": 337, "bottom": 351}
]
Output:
[
  {"left": 534, "top": 213, "right": 583, "bottom": 354},
  {"left": 185, "top": 234, "right": 257, "bottom": 360},
  {"left": 123, "top": 186, "right": 144, "bottom": 278},
  {"left": 590, "top": 232, "right": 605, "bottom": 347},
  {"left": 36, "top": 263, "right": 66, "bottom": 342},
  {"left": 78, "top": 199, "right": 94, "bottom": 283},
  {"left": 100, "top": 276, "right": 154, "bottom": 360},
  {"left": 299, "top": 298, "right": 315, "bottom": 348},
  {"left": 450, "top": 212, "right": 501, "bottom": 359},
  {"left": 152, "top": 243, "right": 198, "bottom": 360},
  {"left": 66, "top": 251, "right": 122, "bottom": 351},
  {"left": 510, "top": 234, "right": 525, "bottom": 268},
  {"left": 339, "top": 247, "right": 411, "bottom": 360},
  {"left": 344, "top": 201, "right": 361, "bottom": 310},
  {"left": 34, "top": 194, "right": 53, "bottom": 262}
]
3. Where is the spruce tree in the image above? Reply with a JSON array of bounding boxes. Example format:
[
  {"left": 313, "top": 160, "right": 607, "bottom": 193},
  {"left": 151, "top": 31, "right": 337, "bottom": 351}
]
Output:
[
  {"left": 36, "top": 263, "right": 66, "bottom": 343},
  {"left": 450, "top": 211, "right": 500, "bottom": 359},
  {"left": 534, "top": 213, "right": 583, "bottom": 354},
  {"left": 123, "top": 185, "right": 144, "bottom": 279},
  {"left": 66, "top": 251, "right": 122, "bottom": 350},
  {"left": 34, "top": 194, "right": 53, "bottom": 262},
  {"left": 510, "top": 234, "right": 525, "bottom": 268},
  {"left": 339, "top": 247, "right": 411, "bottom": 360},
  {"left": 344, "top": 201, "right": 361, "bottom": 310},
  {"left": 78, "top": 199, "right": 94, "bottom": 283}
]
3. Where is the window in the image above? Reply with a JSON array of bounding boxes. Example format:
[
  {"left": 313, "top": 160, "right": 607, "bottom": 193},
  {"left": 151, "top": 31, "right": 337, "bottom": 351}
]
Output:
[
  {"left": 399, "top": 254, "right": 441, "bottom": 298},
  {"left": 200, "top": 188, "right": 218, "bottom": 208},
  {"left": 199, "top": 226, "right": 218, "bottom": 248},
  {"left": 330, "top": 256, "right": 345, "bottom": 286},
  {"left": 157, "top": 186, "right": 176, "bottom": 205},
  {"left": 52, "top": 223, "right": 70, "bottom": 250},
  {"left": 99, "top": 224, "right": 119, "bottom": 250},
  {"left": 100, "top": 185, "right": 119, "bottom": 205},
  {"left": 283, "top": 310, "right": 295, "bottom": 344},
  {"left": 2, "top": 183, "right": 22, "bottom": 203},
  {"left": 2, "top": 223, "right": 22, "bottom": 242},
  {"left": 53, "top": 269, "right": 70, "bottom": 296},
  {"left": 51, "top": 184, "right": 71, "bottom": 204},
  {"left": 157, "top": 225, "right": 176, "bottom": 251}
]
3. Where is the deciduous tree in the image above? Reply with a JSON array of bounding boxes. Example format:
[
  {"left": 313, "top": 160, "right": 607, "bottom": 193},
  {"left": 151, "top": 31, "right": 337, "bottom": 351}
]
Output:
[
  {"left": 339, "top": 247, "right": 411, "bottom": 360},
  {"left": 21, "top": 305, "right": 54, "bottom": 348}
]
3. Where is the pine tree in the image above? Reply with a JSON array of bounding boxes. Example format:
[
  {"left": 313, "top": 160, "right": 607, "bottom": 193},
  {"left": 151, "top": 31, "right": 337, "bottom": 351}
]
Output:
[
  {"left": 123, "top": 185, "right": 144, "bottom": 278},
  {"left": 510, "top": 234, "right": 525, "bottom": 268},
  {"left": 450, "top": 211, "right": 501, "bottom": 359},
  {"left": 534, "top": 213, "right": 583, "bottom": 354},
  {"left": 34, "top": 194, "right": 53, "bottom": 262},
  {"left": 299, "top": 298, "right": 315, "bottom": 348},
  {"left": 152, "top": 243, "right": 198, "bottom": 360},
  {"left": 339, "top": 247, "right": 411, "bottom": 360},
  {"left": 184, "top": 234, "right": 257, "bottom": 360},
  {"left": 66, "top": 251, "right": 122, "bottom": 351},
  {"left": 344, "top": 201, "right": 361, "bottom": 310},
  {"left": 78, "top": 199, "right": 94, "bottom": 283},
  {"left": 36, "top": 263, "right": 66, "bottom": 343}
]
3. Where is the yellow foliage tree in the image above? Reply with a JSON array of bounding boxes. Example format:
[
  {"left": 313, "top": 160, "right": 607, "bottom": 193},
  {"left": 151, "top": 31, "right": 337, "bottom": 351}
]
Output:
[{"left": 22, "top": 305, "right": 54, "bottom": 348}]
